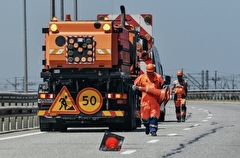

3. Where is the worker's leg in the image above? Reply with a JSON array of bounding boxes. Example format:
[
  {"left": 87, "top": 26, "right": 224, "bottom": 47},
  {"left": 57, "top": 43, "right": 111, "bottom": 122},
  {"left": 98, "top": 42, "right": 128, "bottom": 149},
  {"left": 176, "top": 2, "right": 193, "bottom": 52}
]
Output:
[
  {"left": 174, "top": 100, "right": 181, "bottom": 122},
  {"left": 149, "top": 116, "right": 158, "bottom": 136},
  {"left": 142, "top": 119, "right": 150, "bottom": 135},
  {"left": 181, "top": 104, "right": 187, "bottom": 122}
]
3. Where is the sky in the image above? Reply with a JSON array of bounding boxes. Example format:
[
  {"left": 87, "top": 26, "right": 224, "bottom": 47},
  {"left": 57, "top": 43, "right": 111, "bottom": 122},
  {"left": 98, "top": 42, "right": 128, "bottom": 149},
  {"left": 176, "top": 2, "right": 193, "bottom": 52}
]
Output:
[{"left": 1, "top": 0, "right": 240, "bottom": 91}]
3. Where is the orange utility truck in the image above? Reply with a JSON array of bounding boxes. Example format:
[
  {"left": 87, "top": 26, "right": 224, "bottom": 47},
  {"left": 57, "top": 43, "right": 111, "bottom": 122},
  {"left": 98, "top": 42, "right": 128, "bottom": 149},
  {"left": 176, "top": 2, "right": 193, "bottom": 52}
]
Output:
[{"left": 37, "top": 5, "right": 170, "bottom": 131}]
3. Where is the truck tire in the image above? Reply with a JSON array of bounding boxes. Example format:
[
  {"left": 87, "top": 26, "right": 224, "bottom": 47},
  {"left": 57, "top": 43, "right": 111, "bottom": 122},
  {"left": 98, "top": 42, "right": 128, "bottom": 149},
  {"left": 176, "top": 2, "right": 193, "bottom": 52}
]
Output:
[
  {"left": 39, "top": 117, "right": 53, "bottom": 131},
  {"left": 109, "top": 87, "right": 137, "bottom": 131},
  {"left": 40, "top": 122, "right": 52, "bottom": 131},
  {"left": 53, "top": 125, "right": 68, "bottom": 132},
  {"left": 108, "top": 108, "right": 136, "bottom": 131}
]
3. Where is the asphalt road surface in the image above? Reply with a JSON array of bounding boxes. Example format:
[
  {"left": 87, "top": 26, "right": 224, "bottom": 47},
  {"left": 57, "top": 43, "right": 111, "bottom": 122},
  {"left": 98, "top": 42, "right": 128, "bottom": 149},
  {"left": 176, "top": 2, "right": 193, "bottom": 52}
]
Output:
[{"left": 0, "top": 100, "right": 239, "bottom": 158}]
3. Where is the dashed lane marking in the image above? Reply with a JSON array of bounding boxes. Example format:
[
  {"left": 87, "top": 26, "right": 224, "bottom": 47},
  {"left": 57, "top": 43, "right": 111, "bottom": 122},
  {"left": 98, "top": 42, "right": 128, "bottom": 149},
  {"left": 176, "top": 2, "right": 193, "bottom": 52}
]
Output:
[
  {"left": 167, "top": 133, "right": 178, "bottom": 137},
  {"left": 183, "top": 128, "right": 192, "bottom": 131},
  {"left": 194, "top": 124, "right": 200, "bottom": 127},
  {"left": 147, "top": 139, "right": 159, "bottom": 143},
  {"left": 121, "top": 150, "right": 137, "bottom": 155}
]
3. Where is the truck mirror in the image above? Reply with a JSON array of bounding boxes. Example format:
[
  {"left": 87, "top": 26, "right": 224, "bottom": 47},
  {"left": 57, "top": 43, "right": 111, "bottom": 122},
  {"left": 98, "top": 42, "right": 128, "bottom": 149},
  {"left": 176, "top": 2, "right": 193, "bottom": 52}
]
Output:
[{"left": 164, "top": 75, "right": 171, "bottom": 85}]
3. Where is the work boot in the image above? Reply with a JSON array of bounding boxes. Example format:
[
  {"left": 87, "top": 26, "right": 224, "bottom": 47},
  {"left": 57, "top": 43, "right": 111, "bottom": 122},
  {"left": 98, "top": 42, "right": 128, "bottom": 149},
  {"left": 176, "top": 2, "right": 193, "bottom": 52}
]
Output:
[
  {"left": 182, "top": 115, "right": 186, "bottom": 122},
  {"left": 150, "top": 132, "right": 157, "bottom": 136},
  {"left": 145, "top": 123, "right": 150, "bottom": 135},
  {"left": 177, "top": 116, "right": 181, "bottom": 123}
]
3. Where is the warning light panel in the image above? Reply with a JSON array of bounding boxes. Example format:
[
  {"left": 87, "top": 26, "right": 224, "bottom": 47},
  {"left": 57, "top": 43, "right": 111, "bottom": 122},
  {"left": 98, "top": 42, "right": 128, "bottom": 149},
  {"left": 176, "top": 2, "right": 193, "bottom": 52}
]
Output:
[{"left": 66, "top": 36, "right": 95, "bottom": 64}]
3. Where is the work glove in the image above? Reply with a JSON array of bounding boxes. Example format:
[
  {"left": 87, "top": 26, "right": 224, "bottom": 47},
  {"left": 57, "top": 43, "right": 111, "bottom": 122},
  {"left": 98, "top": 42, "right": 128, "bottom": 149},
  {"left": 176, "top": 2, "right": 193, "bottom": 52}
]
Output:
[{"left": 132, "top": 84, "right": 137, "bottom": 91}]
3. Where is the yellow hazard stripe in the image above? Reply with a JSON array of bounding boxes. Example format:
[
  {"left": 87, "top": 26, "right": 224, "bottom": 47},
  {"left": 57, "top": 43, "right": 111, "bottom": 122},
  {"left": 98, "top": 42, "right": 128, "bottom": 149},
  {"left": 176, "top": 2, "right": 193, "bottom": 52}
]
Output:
[
  {"left": 37, "top": 110, "right": 47, "bottom": 116},
  {"left": 102, "top": 110, "right": 124, "bottom": 117},
  {"left": 37, "top": 110, "right": 57, "bottom": 116},
  {"left": 49, "top": 49, "right": 64, "bottom": 54},
  {"left": 96, "top": 49, "right": 111, "bottom": 54},
  {"left": 49, "top": 113, "right": 57, "bottom": 116}
]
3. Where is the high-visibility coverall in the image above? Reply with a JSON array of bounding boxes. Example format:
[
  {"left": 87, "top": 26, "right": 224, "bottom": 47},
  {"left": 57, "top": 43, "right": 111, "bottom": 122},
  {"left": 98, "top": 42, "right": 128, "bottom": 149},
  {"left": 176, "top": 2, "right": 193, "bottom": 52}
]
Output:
[
  {"left": 172, "top": 79, "right": 187, "bottom": 122},
  {"left": 134, "top": 72, "right": 164, "bottom": 133}
]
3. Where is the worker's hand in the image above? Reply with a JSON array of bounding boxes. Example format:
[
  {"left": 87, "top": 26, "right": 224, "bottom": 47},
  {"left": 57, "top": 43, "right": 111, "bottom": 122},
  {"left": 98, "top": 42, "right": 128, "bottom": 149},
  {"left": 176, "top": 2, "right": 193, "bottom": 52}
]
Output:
[{"left": 132, "top": 84, "right": 137, "bottom": 91}]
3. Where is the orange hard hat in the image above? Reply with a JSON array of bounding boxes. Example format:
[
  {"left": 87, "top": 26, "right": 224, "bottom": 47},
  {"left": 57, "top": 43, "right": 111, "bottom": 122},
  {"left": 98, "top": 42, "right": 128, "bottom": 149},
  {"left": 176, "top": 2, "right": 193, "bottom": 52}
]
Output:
[
  {"left": 146, "top": 64, "right": 155, "bottom": 72},
  {"left": 177, "top": 70, "right": 183, "bottom": 76}
]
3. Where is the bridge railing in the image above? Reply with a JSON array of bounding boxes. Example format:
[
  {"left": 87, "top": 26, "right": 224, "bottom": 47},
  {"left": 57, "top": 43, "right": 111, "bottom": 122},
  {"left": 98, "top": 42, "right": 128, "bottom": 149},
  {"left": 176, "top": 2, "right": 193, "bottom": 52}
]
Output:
[{"left": 0, "top": 92, "right": 39, "bottom": 133}]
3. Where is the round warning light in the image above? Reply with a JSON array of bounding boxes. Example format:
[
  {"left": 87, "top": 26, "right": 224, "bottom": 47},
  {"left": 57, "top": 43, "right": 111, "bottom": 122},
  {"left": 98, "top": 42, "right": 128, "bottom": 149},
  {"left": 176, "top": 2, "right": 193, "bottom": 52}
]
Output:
[
  {"left": 78, "top": 47, "right": 83, "bottom": 53},
  {"left": 74, "top": 43, "right": 79, "bottom": 48},
  {"left": 144, "top": 15, "right": 151, "bottom": 24},
  {"left": 81, "top": 57, "right": 86, "bottom": 62},
  {"left": 68, "top": 50, "right": 74, "bottom": 57},
  {"left": 74, "top": 57, "right": 80, "bottom": 63},
  {"left": 69, "top": 38, "right": 74, "bottom": 44},
  {"left": 68, "top": 44, "right": 74, "bottom": 50},
  {"left": 87, "top": 44, "right": 93, "bottom": 49},
  {"left": 87, "top": 57, "right": 93, "bottom": 62},
  {"left": 87, "top": 50, "right": 93, "bottom": 56},
  {"left": 86, "top": 38, "right": 92, "bottom": 44},
  {"left": 98, "top": 16, "right": 104, "bottom": 21},
  {"left": 50, "top": 24, "right": 58, "bottom": 32},
  {"left": 68, "top": 57, "right": 74, "bottom": 63},
  {"left": 103, "top": 24, "right": 110, "bottom": 31},
  {"left": 82, "top": 43, "right": 87, "bottom": 49}
]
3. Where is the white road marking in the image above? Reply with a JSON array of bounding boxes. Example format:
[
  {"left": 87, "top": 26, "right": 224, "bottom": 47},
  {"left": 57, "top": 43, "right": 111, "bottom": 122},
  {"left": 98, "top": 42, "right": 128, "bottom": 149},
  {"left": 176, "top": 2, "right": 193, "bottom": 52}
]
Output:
[
  {"left": 121, "top": 150, "right": 137, "bottom": 154},
  {"left": 147, "top": 139, "right": 159, "bottom": 143},
  {"left": 194, "top": 124, "right": 200, "bottom": 127},
  {"left": 183, "top": 128, "right": 192, "bottom": 131},
  {"left": 202, "top": 120, "right": 208, "bottom": 122},
  {"left": 208, "top": 114, "right": 213, "bottom": 116},
  {"left": 207, "top": 117, "right": 212, "bottom": 119},
  {"left": 167, "top": 133, "right": 177, "bottom": 137},
  {"left": 0, "top": 132, "right": 44, "bottom": 141}
]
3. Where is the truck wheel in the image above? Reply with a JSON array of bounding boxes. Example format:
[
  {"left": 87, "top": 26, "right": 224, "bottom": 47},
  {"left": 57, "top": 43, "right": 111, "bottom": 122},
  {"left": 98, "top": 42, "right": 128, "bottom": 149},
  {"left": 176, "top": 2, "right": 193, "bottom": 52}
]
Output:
[
  {"left": 136, "top": 118, "right": 141, "bottom": 127},
  {"left": 40, "top": 123, "right": 52, "bottom": 131},
  {"left": 53, "top": 125, "right": 67, "bottom": 132},
  {"left": 39, "top": 117, "right": 53, "bottom": 131}
]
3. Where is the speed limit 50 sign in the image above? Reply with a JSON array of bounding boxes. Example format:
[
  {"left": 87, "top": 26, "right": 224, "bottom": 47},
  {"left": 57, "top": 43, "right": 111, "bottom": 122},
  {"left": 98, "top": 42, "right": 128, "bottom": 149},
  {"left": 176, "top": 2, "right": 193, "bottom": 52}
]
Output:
[{"left": 76, "top": 87, "right": 103, "bottom": 114}]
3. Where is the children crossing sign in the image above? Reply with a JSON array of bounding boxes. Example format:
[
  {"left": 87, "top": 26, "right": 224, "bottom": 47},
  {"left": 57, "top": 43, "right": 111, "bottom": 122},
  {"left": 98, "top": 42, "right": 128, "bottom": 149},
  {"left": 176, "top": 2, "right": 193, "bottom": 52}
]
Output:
[{"left": 49, "top": 86, "right": 80, "bottom": 115}]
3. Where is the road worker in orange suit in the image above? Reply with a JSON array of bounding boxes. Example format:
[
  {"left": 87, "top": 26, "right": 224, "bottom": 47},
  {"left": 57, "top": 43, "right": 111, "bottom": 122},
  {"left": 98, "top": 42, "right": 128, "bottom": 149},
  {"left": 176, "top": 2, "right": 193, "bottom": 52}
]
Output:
[
  {"left": 172, "top": 70, "right": 188, "bottom": 122},
  {"left": 132, "top": 63, "right": 164, "bottom": 136}
]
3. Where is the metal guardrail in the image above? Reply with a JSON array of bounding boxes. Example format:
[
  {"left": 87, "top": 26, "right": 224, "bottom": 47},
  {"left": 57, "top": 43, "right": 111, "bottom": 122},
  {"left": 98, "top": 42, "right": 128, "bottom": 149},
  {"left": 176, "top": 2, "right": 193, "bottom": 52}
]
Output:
[
  {"left": 0, "top": 92, "right": 37, "bottom": 103},
  {"left": 0, "top": 92, "right": 39, "bottom": 133},
  {"left": 187, "top": 89, "right": 240, "bottom": 100},
  {"left": 0, "top": 89, "right": 239, "bottom": 132}
]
